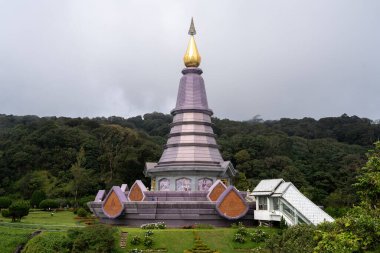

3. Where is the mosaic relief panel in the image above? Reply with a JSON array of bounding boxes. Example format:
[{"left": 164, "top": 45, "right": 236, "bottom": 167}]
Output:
[
  {"left": 198, "top": 178, "right": 213, "bottom": 191},
  {"left": 128, "top": 182, "right": 145, "bottom": 201},
  {"left": 102, "top": 188, "right": 125, "bottom": 219},
  {"left": 176, "top": 178, "right": 192, "bottom": 191},
  {"left": 159, "top": 178, "right": 170, "bottom": 191},
  {"left": 216, "top": 186, "right": 248, "bottom": 220},
  {"left": 208, "top": 181, "right": 227, "bottom": 201}
]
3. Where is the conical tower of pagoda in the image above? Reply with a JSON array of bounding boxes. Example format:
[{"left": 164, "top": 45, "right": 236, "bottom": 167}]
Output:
[{"left": 145, "top": 18, "right": 236, "bottom": 191}]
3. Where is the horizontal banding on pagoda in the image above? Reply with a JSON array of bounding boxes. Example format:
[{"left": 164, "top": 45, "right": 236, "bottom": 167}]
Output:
[
  {"left": 171, "top": 108, "right": 213, "bottom": 116},
  {"left": 170, "top": 121, "right": 213, "bottom": 127},
  {"left": 168, "top": 132, "right": 217, "bottom": 138},
  {"left": 181, "top": 67, "right": 203, "bottom": 75},
  {"left": 156, "top": 160, "right": 222, "bottom": 166},
  {"left": 164, "top": 143, "right": 220, "bottom": 149}
]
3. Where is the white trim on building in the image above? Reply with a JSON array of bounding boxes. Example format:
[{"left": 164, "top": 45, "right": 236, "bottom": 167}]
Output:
[{"left": 251, "top": 179, "right": 334, "bottom": 226}]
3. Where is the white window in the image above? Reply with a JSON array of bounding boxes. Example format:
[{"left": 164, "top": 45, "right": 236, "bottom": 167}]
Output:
[
  {"left": 272, "top": 197, "right": 279, "bottom": 210},
  {"left": 258, "top": 197, "right": 268, "bottom": 210}
]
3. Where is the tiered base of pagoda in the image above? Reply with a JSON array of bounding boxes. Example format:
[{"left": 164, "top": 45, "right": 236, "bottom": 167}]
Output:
[{"left": 88, "top": 180, "right": 255, "bottom": 227}]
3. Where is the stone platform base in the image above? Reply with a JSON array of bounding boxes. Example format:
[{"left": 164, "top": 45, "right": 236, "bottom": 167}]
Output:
[{"left": 88, "top": 190, "right": 255, "bottom": 227}]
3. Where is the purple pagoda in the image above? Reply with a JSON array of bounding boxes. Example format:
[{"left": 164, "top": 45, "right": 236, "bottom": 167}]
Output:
[
  {"left": 144, "top": 18, "right": 236, "bottom": 192},
  {"left": 88, "top": 19, "right": 254, "bottom": 227}
]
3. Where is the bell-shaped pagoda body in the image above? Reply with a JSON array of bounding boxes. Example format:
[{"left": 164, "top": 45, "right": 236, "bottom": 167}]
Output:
[{"left": 145, "top": 19, "right": 236, "bottom": 191}]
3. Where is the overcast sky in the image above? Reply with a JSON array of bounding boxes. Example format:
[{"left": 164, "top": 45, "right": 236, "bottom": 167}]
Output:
[{"left": 0, "top": 0, "right": 379, "bottom": 121}]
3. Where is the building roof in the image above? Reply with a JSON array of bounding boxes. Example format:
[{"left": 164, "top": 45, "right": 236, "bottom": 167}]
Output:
[
  {"left": 252, "top": 179, "right": 284, "bottom": 195},
  {"left": 252, "top": 178, "right": 334, "bottom": 225},
  {"left": 282, "top": 184, "right": 334, "bottom": 224}
]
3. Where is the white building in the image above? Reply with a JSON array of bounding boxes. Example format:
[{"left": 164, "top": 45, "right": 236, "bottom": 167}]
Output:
[{"left": 251, "top": 179, "right": 334, "bottom": 226}]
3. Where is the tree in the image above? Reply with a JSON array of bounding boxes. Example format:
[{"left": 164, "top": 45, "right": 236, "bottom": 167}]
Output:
[
  {"left": 39, "top": 199, "right": 59, "bottom": 210},
  {"left": 69, "top": 147, "right": 96, "bottom": 206},
  {"left": 8, "top": 200, "right": 30, "bottom": 221},
  {"left": 0, "top": 197, "right": 12, "bottom": 210},
  {"left": 354, "top": 141, "right": 380, "bottom": 209},
  {"left": 69, "top": 225, "right": 116, "bottom": 253},
  {"left": 234, "top": 149, "right": 251, "bottom": 164},
  {"left": 30, "top": 190, "right": 46, "bottom": 208}
]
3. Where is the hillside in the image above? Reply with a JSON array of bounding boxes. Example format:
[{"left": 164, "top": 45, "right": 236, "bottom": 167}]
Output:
[{"left": 0, "top": 113, "right": 379, "bottom": 208}]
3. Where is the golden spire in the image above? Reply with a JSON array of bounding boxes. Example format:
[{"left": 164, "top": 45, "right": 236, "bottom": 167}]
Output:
[{"left": 184, "top": 18, "right": 201, "bottom": 68}]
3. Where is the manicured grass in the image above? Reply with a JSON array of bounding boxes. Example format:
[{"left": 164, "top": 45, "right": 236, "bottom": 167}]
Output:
[
  {"left": 0, "top": 210, "right": 85, "bottom": 230},
  {"left": 117, "top": 228, "right": 195, "bottom": 253},
  {"left": 117, "top": 227, "right": 279, "bottom": 253},
  {"left": 1, "top": 211, "right": 279, "bottom": 253},
  {"left": 0, "top": 210, "right": 83, "bottom": 253},
  {"left": 198, "top": 227, "right": 277, "bottom": 252},
  {"left": 0, "top": 226, "right": 34, "bottom": 253},
  {"left": 23, "top": 210, "right": 79, "bottom": 225}
]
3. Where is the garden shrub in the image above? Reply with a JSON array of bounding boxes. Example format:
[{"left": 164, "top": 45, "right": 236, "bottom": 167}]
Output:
[
  {"left": 143, "top": 235, "right": 154, "bottom": 248},
  {"left": 140, "top": 222, "right": 166, "bottom": 229},
  {"left": 236, "top": 225, "right": 248, "bottom": 236},
  {"left": 1, "top": 209, "right": 10, "bottom": 218},
  {"left": 129, "top": 249, "right": 142, "bottom": 253},
  {"left": 279, "top": 216, "right": 288, "bottom": 229},
  {"left": 39, "top": 199, "right": 59, "bottom": 210},
  {"left": 8, "top": 200, "right": 30, "bottom": 221},
  {"left": 78, "top": 196, "right": 93, "bottom": 211},
  {"left": 30, "top": 190, "right": 46, "bottom": 208},
  {"left": 23, "top": 232, "right": 71, "bottom": 253},
  {"left": 250, "top": 229, "right": 268, "bottom": 242},
  {"left": 314, "top": 207, "right": 380, "bottom": 252},
  {"left": 187, "top": 232, "right": 219, "bottom": 252},
  {"left": 325, "top": 207, "right": 350, "bottom": 218},
  {"left": 76, "top": 207, "right": 88, "bottom": 217},
  {"left": 131, "top": 235, "right": 141, "bottom": 245},
  {"left": 234, "top": 233, "right": 246, "bottom": 243},
  {"left": 145, "top": 230, "right": 153, "bottom": 236},
  {"left": 0, "top": 196, "right": 12, "bottom": 210},
  {"left": 265, "top": 224, "right": 317, "bottom": 253},
  {"left": 69, "top": 224, "right": 116, "bottom": 253}
]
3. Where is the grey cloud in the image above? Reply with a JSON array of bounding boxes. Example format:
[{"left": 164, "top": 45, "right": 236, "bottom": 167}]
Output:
[{"left": 0, "top": 0, "right": 379, "bottom": 120}]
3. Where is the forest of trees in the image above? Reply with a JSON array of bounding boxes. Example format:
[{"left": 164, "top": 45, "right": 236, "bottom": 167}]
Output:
[{"left": 0, "top": 113, "right": 379, "bottom": 209}]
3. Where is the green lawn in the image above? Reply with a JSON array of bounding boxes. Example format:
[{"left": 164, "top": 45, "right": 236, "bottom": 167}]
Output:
[
  {"left": 0, "top": 210, "right": 84, "bottom": 253},
  {"left": 1, "top": 211, "right": 278, "bottom": 253},
  {"left": 0, "top": 227, "right": 33, "bottom": 253},
  {"left": 117, "top": 227, "right": 278, "bottom": 253}
]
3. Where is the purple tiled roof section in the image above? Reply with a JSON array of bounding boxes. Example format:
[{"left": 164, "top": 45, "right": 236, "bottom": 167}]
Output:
[
  {"left": 156, "top": 67, "right": 224, "bottom": 167},
  {"left": 159, "top": 146, "right": 223, "bottom": 164},
  {"left": 170, "top": 124, "right": 214, "bottom": 134},
  {"left": 173, "top": 112, "right": 211, "bottom": 124},
  {"left": 167, "top": 135, "right": 217, "bottom": 145},
  {"left": 174, "top": 70, "right": 209, "bottom": 112}
]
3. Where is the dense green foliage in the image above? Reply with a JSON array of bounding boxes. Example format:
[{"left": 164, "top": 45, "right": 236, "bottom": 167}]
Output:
[
  {"left": 0, "top": 113, "right": 379, "bottom": 208},
  {"left": 0, "top": 197, "right": 12, "bottom": 209},
  {"left": 265, "top": 142, "right": 380, "bottom": 253},
  {"left": 22, "top": 225, "right": 116, "bottom": 253},
  {"left": 30, "top": 190, "right": 46, "bottom": 208},
  {"left": 76, "top": 208, "right": 88, "bottom": 217},
  {"left": 68, "top": 225, "right": 116, "bottom": 253},
  {"left": 354, "top": 141, "right": 380, "bottom": 209},
  {"left": 8, "top": 200, "right": 30, "bottom": 221},
  {"left": 39, "top": 199, "right": 59, "bottom": 210},
  {"left": 22, "top": 233, "right": 70, "bottom": 253},
  {"left": 0, "top": 227, "right": 31, "bottom": 253}
]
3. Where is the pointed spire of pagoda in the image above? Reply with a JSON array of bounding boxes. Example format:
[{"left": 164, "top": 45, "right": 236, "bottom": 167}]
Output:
[
  {"left": 184, "top": 18, "right": 201, "bottom": 67},
  {"left": 188, "top": 17, "right": 196, "bottom": 35}
]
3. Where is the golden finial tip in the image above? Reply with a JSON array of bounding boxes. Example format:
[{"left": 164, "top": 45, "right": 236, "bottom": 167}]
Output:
[{"left": 184, "top": 18, "right": 201, "bottom": 67}]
